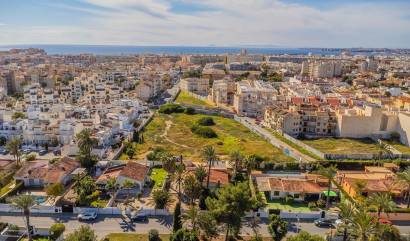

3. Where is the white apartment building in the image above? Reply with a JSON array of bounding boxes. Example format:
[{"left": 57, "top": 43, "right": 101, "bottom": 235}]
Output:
[{"left": 179, "top": 78, "right": 210, "bottom": 96}]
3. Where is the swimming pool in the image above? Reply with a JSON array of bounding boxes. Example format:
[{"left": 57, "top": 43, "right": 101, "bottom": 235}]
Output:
[{"left": 32, "top": 195, "right": 47, "bottom": 204}]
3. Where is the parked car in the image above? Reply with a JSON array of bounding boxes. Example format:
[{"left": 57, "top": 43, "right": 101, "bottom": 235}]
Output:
[
  {"left": 38, "top": 150, "right": 48, "bottom": 156},
  {"left": 130, "top": 213, "right": 148, "bottom": 223},
  {"left": 0, "top": 149, "right": 9, "bottom": 155},
  {"left": 77, "top": 212, "right": 97, "bottom": 221},
  {"left": 314, "top": 218, "right": 334, "bottom": 228},
  {"left": 53, "top": 149, "right": 61, "bottom": 156},
  {"left": 22, "top": 149, "right": 32, "bottom": 154}
]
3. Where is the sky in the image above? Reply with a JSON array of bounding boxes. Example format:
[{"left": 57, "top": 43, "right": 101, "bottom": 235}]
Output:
[{"left": 0, "top": 0, "right": 410, "bottom": 48}]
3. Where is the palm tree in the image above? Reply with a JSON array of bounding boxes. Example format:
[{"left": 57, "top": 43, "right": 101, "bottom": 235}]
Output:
[
  {"left": 350, "top": 205, "right": 378, "bottom": 241},
  {"left": 377, "top": 142, "right": 393, "bottom": 162},
  {"left": 243, "top": 155, "right": 256, "bottom": 177},
  {"left": 396, "top": 167, "right": 410, "bottom": 208},
  {"left": 75, "top": 129, "right": 98, "bottom": 168},
  {"left": 183, "top": 205, "right": 200, "bottom": 231},
  {"left": 10, "top": 195, "right": 36, "bottom": 241},
  {"left": 367, "top": 193, "right": 396, "bottom": 218},
  {"left": 338, "top": 199, "right": 357, "bottom": 241},
  {"left": 202, "top": 146, "right": 218, "bottom": 189},
  {"left": 229, "top": 151, "right": 243, "bottom": 182},
  {"left": 194, "top": 166, "right": 207, "bottom": 187},
  {"left": 6, "top": 138, "right": 22, "bottom": 166},
  {"left": 106, "top": 177, "right": 117, "bottom": 197},
  {"left": 172, "top": 164, "right": 185, "bottom": 201},
  {"left": 317, "top": 165, "right": 337, "bottom": 208},
  {"left": 151, "top": 189, "right": 172, "bottom": 210}
]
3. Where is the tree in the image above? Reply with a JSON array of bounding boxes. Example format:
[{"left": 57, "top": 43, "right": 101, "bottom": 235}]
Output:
[
  {"left": 337, "top": 199, "right": 356, "bottom": 241},
  {"left": 75, "top": 129, "right": 98, "bottom": 169},
  {"left": 161, "top": 154, "right": 177, "bottom": 174},
  {"left": 267, "top": 214, "right": 288, "bottom": 241},
  {"left": 367, "top": 193, "right": 395, "bottom": 218},
  {"left": 206, "top": 182, "right": 254, "bottom": 241},
  {"left": 194, "top": 166, "right": 207, "bottom": 187},
  {"left": 170, "top": 228, "right": 199, "bottom": 241},
  {"left": 202, "top": 146, "right": 218, "bottom": 189},
  {"left": 183, "top": 174, "right": 202, "bottom": 205},
  {"left": 229, "top": 151, "right": 243, "bottom": 182},
  {"left": 148, "top": 229, "right": 161, "bottom": 241},
  {"left": 377, "top": 224, "right": 401, "bottom": 241},
  {"left": 65, "top": 225, "right": 97, "bottom": 241},
  {"left": 74, "top": 176, "right": 97, "bottom": 206},
  {"left": 49, "top": 223, "right": 65, "bottom": 240},
  {"left": 12, "top": 112, "right": 26, "bottom": 120},
  {"left": 317, "top": 165, "right": 337, "bottom": 208},
  {"left": 10, "top": 195, "right": 36, "bottom": 241},
  {"left": 183, "top": 205, "right": 200, "bottom": 231},
  {"left": 286, "top": 231, "right": 325, "bottom": 241},
  {"left": 152, "top": 189, "right": 172, "bottom": 209},
  {"left": 350, "top": 205, "right": 378, "bottom": 241},
  {"left": 124, "top": 142, "right": 135, "bottom": 159},
  {"left": 6, "top": 138, "right": 22, "bottom": 165},
  {"left": 173, "top": 202, "right": 182, "bottom": 232},
  {"left": 197, "top": 211, "right": 219, "bottom": 240},
  {"left": 377, "top": 142, "right": 392, "bottom": 161},
  {"left": 105, "top": 177, "right": 117, "bottom": 197},
  {"left": 45, "top": 183, "right": 64, "bottom": 198},
  {"left": 396, "top": 167, "right": 410, "bottom": 208},
  {"left": 243, "top": 155, "right": 256, "bottom": 177},
  {"left": 173, "top": 164, "right": 185, "bottom": 201}
]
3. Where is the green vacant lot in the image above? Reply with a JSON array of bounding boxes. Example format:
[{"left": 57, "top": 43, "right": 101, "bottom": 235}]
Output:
[
  {"left": 175, "top": 91, "right": 216, "bottom": 108},
  {"left": 302, "top": 138, "right": 382, "bottom": 154},
  {"left": 104, "top": 233, "right": 171, "bottom": 241},
  {"left": 129, "top": 113, "right": 294, "bottom": 163},
  {"left": 150, "top": 168, "right": 168, "bottom": 189}
]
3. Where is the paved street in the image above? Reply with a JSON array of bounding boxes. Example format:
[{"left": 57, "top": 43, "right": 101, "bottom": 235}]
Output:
[{"left": 2, "top": 213, "right": 410, "bottom": 239}]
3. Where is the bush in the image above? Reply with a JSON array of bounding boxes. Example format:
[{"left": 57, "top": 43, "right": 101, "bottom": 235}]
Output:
[
  {"left": 184, "top": 107, "right": 195, "bottom": 115},
  {"left": 190, "top": 125, "right": 217, "bottom": 138},
  {"left": 316, "top": 199, "right": 326, "bottom": 208},
  {"left": 284, "top": 195, "right": 294, "bottom": 205},
  {"left": 148, "top": 229, "right": 161, "bottom": 241},
  {"left": 196, "top": 117, "right": 215, "bottom": 126},
  {"left": 158, "top": 103, "right": 185, "bottom": 114},
  {"left": 308, "top": 202, "right": 318, "bottom": 210},
  {"left": 49, "top": 223, "right": 65, "bottom": 240}
]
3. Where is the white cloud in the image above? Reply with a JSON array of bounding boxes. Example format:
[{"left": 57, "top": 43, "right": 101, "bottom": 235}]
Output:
[{"left": 1, "top": 0, "right": 409, "bottom": 47}]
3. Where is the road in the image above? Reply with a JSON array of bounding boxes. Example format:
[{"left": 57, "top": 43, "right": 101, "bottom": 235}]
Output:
[
  {"left": 237, "top": 117, "right": 316, "bottom": 162},
  {"left": 3, "top": 213, "right": 409, "bottom": 238}
]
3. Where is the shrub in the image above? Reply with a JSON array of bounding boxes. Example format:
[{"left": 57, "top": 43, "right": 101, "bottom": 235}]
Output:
[
  {"left": 196, "top": 117, "right": 215, "bottom": 126},
  {"left": 148, "top": 229, "right": 161, "bottom": 241},
  {"left": 284, "top": 195, "right": 294, "bottom": 205},
  {"left": 308, "top": 202, "right": 317, "bottom": 210},
  {"left": 158, "top": 103, "right": 185, "bottom": 114},
  {"left": 190, "top": 125, "right": 217, "bottom": 138},
  {"left": 49, "top": 223, "right": 65, "bottom": 240},
  {"left": 316, "top": 199, "right": 326, "bottom": 208},
  {"left": 184, "top": 107, "right": 195, "bottom": 115}
]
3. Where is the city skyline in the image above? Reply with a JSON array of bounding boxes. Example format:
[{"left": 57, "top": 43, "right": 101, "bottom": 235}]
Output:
[{"left": 0, "top": 0, "right": 410, "bottom": 48}]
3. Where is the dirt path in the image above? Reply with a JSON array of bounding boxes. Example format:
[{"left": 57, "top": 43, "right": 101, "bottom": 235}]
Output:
[{"left": 160, "top": 120, "right": 189, "bottom": 148}]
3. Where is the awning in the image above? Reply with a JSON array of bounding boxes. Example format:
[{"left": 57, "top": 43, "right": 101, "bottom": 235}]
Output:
[{"left": 322, "top": 190, "right": 337, "bottom": 197}]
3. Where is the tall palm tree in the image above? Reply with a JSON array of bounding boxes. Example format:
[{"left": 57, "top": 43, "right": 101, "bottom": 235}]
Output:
[
  {"left": 6, "top": 138, "right": 22, "bottom": 166},
  {"left": 75, "top": 128, "right": 97, "bottom": 155},
  {"left": 368, "top": 193, "right": 396, "bottom": 218},
  {"left": 106, "top": 177, "right": 117, "bottom": 197},
  {"left": 243, "top": 155, "right": 256, "bottom": 177},
  {"left": 194, "top": 166, "right": 207, "bottom": 187},
  {"left": 338, "top": 200, "right": 357, "bottom": 241},
  {"left": 317, "top": 165, "right": 337, "bottom": 208},
  {"left": 202, "top": 146, "right": 218, "bottom": 189},
  {"left": 229, "top": 151, "right": 243, "bottom": 182},
  {"left": 377, "top": 142, "right": 393, "bottom": 162},
  {"left": 183, "top": 205, "right": 200, "bottom": 231},
  {"left": 10, "top": 195, "right": 36, "bottom": 241},
  {"left": 350, "top": 205, "right": 378, "bottom": 241},
  {"left": 396, "top": 167, "right": 410, "bottom": 208},
  {"left": 172, "top": 164, "right": 185, "bottom": 201}
]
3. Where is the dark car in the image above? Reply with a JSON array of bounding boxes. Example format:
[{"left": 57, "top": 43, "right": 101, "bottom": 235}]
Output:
[
  {"left": 130, "top": 214, "right": 148, "bottom": 223},
  {"left": 0, "top": 149, "right": 9, "bottom": 155},
  {"left": 38, "top": 150, "right": 48, "bottom": 156},
  {"left": 314, "top": 218, "right": 334, "bottom": 228},
  {"left": 53, "top": 149, "right": 61, "bottom": 156}
]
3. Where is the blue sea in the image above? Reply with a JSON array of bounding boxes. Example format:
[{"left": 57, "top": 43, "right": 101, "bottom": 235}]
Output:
[{"left": 0, "top": 44, "right": 346, "bottom": 56}]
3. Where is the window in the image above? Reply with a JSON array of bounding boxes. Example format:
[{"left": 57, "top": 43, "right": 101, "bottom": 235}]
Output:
[
  {"left": 273, "top": 191, "right": 280, "bottom": 196},
  {"left": 293, "top": 194, "right": 300, "bottom": 199}
]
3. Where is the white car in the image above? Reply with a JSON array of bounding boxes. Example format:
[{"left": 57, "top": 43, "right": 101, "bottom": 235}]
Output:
[{"left": 77, "top": 212, "right": 98, "bottom": 221}]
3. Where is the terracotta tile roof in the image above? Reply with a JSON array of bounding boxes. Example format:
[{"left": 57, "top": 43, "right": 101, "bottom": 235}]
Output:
[
  {"left": 208, "top": 169, "right": 229, "bottom": 186},
  {"left": 268, "top": 177, "right": 326, "bottom": 193},
  {"left": 96, "top": 165, "right": 124, "bottom": 184},
  {"left": 119, "top": 162, "right": 149, "bottom": 182},
  {"left": 14, "top": 161, "right": 48, "bottom": 179},
  {"left": 291, "top": 97, "right": 303, "bottom": 105}
]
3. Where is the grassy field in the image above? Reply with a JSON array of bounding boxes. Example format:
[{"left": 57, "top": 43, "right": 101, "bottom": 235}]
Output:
[
  {"left": 104, "top": 233, "right": 171, "bottom": 241},
  {"left": 150, "top": 168, "right": 168, "bottom": 189},
  {"left": 383, "top": 140, "right": 410, "bottom": 154},
  {"left": 175, "top": 91, "right": 216, "bottom": 108},
  {"left": 127, "top": 113, "right": 294, "bottom": 163},
  {"left": 302, "top": 138, "right": 381, "bottom": 154}
]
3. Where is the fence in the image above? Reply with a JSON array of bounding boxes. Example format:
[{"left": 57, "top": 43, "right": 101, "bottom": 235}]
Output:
[
  {"left": 0, "top": 204, "right": 61, "bottom": 214},
  {"left": 282, "top": 134, "right": 326, "bottom": 159}
]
